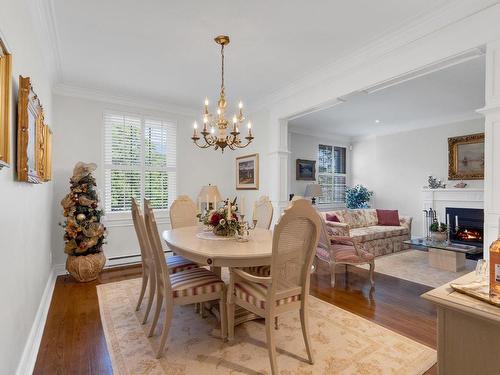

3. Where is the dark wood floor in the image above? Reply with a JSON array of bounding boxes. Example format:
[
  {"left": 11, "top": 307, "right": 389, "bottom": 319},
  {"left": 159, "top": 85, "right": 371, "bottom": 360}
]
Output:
[{"left": 34, "top": 264, "right": 437, "bottom": 375}]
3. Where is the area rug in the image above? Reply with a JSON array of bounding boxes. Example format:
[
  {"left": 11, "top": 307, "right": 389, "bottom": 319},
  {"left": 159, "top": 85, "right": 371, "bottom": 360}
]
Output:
[
  {"left": 97, "top": 278, "right": 436, "bottom": 374},
  {"left": 357, "top": 249, "right": 476, "bottom": 288}
]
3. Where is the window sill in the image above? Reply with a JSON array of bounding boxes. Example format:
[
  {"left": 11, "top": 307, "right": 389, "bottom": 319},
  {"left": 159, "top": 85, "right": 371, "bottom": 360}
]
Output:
[{"left": 315, "top": 203, "right": 346, "bottom": 211}]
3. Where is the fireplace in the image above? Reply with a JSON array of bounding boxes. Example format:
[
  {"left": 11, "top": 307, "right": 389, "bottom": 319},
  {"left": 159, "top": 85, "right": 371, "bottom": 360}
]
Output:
[{"left": 445, "top": 207, "right": 484, "bottom": 247}]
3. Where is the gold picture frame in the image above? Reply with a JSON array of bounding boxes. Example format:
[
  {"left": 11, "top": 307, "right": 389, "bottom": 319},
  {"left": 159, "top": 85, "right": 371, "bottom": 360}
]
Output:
[
  {"left": 448, "top": 133, "right": 484, "bottom": 180},
  {"left": 17, "top": 76, "right": 43, "bottom": 183},
  {"left": 236, "top": 153, "right": 259, "bottom": 190},
  {"left": 0, "top": 38, "right": 12, "bottom": 169}
]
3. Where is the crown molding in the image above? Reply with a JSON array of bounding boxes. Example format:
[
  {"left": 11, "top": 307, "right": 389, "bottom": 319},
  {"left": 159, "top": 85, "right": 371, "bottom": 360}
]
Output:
[
  {"left": 288, "top": 126, "right": 352, "bottom": 145},
  {"left": 53, "top": 83, "right": 198, "bottom": 116},
  {"left": 26, "top": 0, "right": 63, "bottom": 84},
  {"left": 253, "top": 0, "right": 498, "bottom": 111}
]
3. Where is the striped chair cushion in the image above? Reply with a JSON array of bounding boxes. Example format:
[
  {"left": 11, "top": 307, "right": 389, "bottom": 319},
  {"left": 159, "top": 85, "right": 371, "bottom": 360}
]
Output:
[
  {"left": 240, "top": 265, "right": 270, "bottom": 276},
  {"left": 171, "top": 267, "right": 224, "bottom": 298},
  {"left": 167, "top": 255, "right": 198, "bottom": 274},
  {"left": 234, "top": 280, "right": 300, "bottom": 310}
]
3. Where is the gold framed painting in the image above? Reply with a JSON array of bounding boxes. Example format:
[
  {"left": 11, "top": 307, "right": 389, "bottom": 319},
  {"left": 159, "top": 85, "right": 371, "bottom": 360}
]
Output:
[
  {"left": 236, "top": 153, "right": 259, "bottom": 190},
  {"left": 0, "top": 38, "right": 12, "bottom": 169},
  {"left": 17, "top": 76, "right": 43, "bottom": 183},
  {"left": 448, "top": 133, "right": 484, "bottom": 180}
]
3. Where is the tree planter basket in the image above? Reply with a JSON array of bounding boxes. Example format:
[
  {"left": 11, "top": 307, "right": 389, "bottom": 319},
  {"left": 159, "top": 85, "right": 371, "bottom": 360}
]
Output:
[{"left": 66, "top": 252, "right": 106, "bottom": 282}]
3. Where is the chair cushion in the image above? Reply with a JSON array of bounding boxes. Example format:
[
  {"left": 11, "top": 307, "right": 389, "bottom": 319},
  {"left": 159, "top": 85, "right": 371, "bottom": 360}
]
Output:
[
  {"left": 166, "top": 255, "right": 198, "bottom": 274},
  {"left": 234, "top": 280, "right": 300, "bottom": 310},
  {"left": 376, "top": 209, "right": 400, "bottom": 226},
  {"left": 316, "top": 246, "right": 331, "bottom": 262},
  {"left": 350, "top": 225, "right": 408, "bottom": 242},
  {"left": 170, "top": 267, "right": 224, "bottom": 298},
  {"left": 240, "top": 265, "right": 271, "bottom": 276}
]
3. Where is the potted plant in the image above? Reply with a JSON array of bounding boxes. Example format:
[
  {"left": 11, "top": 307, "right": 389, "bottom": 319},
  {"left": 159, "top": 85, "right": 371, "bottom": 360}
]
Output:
[
  {"left": 345, "top": 185, "right": 374, "bottom": 209},
  {"left": 60, "top": 162, "right": 107, "bottom": 282},
  {"left": 430, "top": 221, "right": 447, "bottom": 242}
]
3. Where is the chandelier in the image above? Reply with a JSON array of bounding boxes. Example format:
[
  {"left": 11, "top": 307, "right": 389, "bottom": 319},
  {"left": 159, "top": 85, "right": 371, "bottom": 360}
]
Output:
[{"left": 191, "top": 35, "right": 254, "bottom": 153}]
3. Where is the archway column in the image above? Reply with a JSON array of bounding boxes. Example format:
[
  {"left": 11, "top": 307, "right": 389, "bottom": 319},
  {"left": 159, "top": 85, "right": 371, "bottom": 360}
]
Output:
[
  {"left": 480, "top": 38, "right": 500, "bottom": 256},
  {"left": 268, "top": 117, "right": 290, "bottom": 219}
]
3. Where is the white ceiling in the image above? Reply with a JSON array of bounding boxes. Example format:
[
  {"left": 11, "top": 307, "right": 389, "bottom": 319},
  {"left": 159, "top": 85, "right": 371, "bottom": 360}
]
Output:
[
  {"left": 50, "top": 0, "right": 456, "bottom": 110},
  {"left": 289, "top": 55, "right": 485, "bottom": 139}
]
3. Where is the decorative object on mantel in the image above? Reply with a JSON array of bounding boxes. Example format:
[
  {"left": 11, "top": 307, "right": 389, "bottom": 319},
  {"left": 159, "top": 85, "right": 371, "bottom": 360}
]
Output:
[
  {"left": 305, "top": 183, "right": 322, "bottom": 205},
  {"left": 448, "top": 133, "right": 484, "bottom": 180},
  {"left": 236, "top": 153, "right": 259, "bottom": 190},
  {"left": 454, "top": 180, "right": 468, "bottom": 188},
  {"left": 296, "top": 159, "right": 316, "bottom": 180},
  {"left": 345, "top": 184, "right": 373, "bottom": 209},
  {"left": 191, "top": 35, "right": 253, "bottom": 152},
  {"left": 427, "top": 175, "right": 446, "bottom": 189},
  {"left": 199, "top": 197, "right": 243, "bottom": 237},
  {"left": 61, "top": 162, "right": 106, "bottom": 282},
  {"left": 0, "top": 37, "right": 12, "bottom": 170}
]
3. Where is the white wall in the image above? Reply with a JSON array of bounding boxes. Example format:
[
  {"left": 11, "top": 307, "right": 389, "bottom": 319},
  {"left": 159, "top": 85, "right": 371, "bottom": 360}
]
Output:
[
  {"left": 0, "top": 1, "right": 54, "bottom": 374},
  {"left": 351, "top": 118, "right": 485, "bottom": 237},
  {"left": 51, "top": 94, "right": 239, "bottom": 264},
  {"left": 288, "top": 131, "right": 351, "bottom": 207}
]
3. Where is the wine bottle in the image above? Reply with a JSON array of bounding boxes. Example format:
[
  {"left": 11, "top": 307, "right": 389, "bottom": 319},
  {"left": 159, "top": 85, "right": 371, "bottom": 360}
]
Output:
[{"left": 489, "top": 237, "right": 500, "bottom": 302}]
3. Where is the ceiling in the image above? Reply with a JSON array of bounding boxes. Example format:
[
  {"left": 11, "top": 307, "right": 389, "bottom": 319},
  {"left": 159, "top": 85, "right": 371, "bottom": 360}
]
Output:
[
  {"left": 288, "top": 55, "right": 485, "bottom": 139},
  {"left": 50, "top": 0, "right": 456, "bottom": 110}
]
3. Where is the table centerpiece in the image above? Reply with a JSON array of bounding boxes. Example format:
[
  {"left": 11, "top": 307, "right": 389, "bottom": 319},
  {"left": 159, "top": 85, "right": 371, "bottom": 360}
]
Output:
[
  {"left": 199, "top": 198, "right": 243, "bottom": 237},
  {"left": 430, "top": 220, "right": 447, "bottom": 242}
]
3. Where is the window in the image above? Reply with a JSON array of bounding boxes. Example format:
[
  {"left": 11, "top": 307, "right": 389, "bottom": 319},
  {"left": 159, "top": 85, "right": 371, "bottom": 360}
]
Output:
[
  {"left": 318, "top": 144, "right": 346, "bottom": 204},
  {"left": 104, "top": 113, "right": 176, "bottom": 213}
]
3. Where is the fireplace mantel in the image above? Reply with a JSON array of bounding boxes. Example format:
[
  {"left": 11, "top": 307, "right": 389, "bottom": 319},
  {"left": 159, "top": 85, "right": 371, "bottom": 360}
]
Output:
[{"left": 422, "top": 188, "right": 484, "bottom": 207}]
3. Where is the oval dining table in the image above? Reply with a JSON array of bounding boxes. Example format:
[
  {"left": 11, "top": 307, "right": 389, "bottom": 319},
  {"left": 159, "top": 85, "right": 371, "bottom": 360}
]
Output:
[{"left": 162, "top": 226, "right": 273, "bottom": 332}]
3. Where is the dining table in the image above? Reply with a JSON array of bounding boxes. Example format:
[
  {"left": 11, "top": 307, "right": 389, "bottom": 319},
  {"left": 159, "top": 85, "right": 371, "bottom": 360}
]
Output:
[{"left": 162, "top": 225, "right": 273, "bottom": 330}]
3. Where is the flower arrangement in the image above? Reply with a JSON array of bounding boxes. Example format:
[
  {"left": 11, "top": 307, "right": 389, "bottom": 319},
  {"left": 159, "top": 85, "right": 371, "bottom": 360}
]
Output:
[
  {"left": 430, "top": 221, "right": 447, "bottom": 232},
  {"left": 430, "top": 220, "right": 447, "bottom": 242},
  {"left": 345, "top": 185, "right": 373, "bottom": 209},
  {"left": 200, "top": 197, "right": 242, "bottom": 236}
]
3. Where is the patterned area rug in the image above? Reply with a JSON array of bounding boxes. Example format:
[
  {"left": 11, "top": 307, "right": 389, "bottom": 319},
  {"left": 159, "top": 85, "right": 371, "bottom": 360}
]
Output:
[
  {"left": 97, "top": 278, "right": 436, "bottom": 374},
  {"left": 357, "top": 249, "right": 476, "bottom": 288}
]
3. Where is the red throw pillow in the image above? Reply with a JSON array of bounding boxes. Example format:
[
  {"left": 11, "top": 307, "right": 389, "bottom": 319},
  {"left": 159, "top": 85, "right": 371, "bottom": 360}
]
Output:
[
  {"left": 376, "top": 209, "right": 400, "bottom": 226},
  {"left": 326, "top": 213, "right": 340, "bottom": 222}
]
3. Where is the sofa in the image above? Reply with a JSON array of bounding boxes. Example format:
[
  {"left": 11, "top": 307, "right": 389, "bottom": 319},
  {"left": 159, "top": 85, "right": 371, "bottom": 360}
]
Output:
[{"left": 318, "top": 209, "right": 412, "bottom": 257}]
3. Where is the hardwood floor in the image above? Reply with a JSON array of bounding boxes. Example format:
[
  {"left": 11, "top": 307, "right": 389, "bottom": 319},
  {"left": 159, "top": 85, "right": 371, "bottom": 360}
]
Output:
[{"left": 34, "top": 264, "right": 437, "bottom": 375}]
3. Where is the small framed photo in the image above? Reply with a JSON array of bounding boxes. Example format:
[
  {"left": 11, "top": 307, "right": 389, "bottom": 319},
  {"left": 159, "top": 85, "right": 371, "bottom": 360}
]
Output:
[
  {"left": 448, "top": 133, "right": 484, "bottom": 180},
  {"left": 236, "top": 153, "right": 259, "bottom": 190},
  {"left": 296, "top": 159, "right": 316, "bottom": 180}
]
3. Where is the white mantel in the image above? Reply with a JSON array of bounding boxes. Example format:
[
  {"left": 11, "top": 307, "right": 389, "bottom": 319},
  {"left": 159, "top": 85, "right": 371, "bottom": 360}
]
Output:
[{"left": 422, "top": 188, "right": 484, "bottom": 212}]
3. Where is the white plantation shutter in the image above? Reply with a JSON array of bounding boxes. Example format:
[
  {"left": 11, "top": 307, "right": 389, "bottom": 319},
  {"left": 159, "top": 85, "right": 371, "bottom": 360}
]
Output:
[{"left": 104, "top": 113, "right": 177, "bottom": 213}]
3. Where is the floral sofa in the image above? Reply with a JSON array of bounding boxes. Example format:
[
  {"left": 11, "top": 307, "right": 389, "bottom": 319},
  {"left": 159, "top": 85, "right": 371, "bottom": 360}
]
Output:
[{"left": 318, "top": 209, "right": 412, "bottom": 257}]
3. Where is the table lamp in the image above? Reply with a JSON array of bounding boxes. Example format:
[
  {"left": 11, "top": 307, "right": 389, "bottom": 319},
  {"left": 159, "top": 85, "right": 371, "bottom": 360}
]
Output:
[
  {"left": 198, "top": 184, "right": 222, "bottom": 210},
  {"left": 304, "top": 183, "right": 322, "bottom": 205}
]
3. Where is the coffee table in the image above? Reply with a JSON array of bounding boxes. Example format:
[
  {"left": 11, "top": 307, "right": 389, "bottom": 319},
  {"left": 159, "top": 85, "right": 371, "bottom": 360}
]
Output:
[{"left": 403, "top": 238, "right": 482, "bottom": 272}]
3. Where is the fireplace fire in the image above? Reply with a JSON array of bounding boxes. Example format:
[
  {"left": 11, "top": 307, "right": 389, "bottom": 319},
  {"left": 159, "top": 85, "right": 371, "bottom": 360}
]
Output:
[{"left": 445, "top": 207, "right": 484, "bottom": 247}]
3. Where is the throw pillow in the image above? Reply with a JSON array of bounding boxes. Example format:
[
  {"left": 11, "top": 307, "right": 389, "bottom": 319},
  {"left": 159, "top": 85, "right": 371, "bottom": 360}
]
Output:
[
  {"left": 326, "top": 213, "right": 340, "bottom": 222},
  {"left": 376, "top": 209, "right": 400, "bottom": 226}
]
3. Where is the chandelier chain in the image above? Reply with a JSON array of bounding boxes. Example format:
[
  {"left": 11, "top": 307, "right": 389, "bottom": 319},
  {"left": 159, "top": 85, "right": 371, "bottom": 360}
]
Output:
[{"left": 220, "top": 44, "right": 225, "bottom": 93}]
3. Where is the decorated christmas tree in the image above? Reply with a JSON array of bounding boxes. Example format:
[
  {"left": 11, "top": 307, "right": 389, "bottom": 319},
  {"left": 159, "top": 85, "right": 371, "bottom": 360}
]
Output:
[{"left": 61, "top": 162, "right": 106, "bottom": 256}]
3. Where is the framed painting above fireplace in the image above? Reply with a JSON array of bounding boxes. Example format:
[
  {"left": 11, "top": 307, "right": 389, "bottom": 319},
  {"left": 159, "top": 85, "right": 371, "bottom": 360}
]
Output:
[{"left": 448, "top": 133, "right": 484, "bottom": 180}]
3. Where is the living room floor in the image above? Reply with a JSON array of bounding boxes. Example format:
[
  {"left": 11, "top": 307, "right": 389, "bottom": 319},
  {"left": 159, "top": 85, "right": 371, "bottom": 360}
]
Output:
[{"left": 33, "top": 263, "right": 437, "bottom": 375}]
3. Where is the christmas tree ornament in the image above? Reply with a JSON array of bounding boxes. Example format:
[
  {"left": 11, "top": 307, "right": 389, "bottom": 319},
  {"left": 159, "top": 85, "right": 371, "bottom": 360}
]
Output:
[{"left": 76, "top": 213, "right": 86, "bottom": 221}]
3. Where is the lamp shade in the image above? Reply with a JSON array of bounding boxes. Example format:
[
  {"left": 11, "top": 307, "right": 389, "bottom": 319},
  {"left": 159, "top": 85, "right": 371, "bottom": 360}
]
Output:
[
  {"left": 304, "top": 183, "right": 322, "bottom": 197},
  {"left": 198, "top": 185, "right": 222, "bottom": 202}
]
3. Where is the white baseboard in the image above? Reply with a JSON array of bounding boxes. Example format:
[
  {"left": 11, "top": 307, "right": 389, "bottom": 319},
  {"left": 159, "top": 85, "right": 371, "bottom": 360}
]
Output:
[{"left": 15, "top": 266, "right": 57, "bottom": 375}]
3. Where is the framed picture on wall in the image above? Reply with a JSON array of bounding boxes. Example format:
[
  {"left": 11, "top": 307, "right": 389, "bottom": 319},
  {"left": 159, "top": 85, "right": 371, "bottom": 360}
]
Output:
[
  {"left": 296, "top": 159, "right": 316, "bottom": 180},
  {"left": 236, "top": 153, "right": 259, "bottom": 190},
  {"left": 0, "top": 37, "right": 12, "bottom": 169},
  {"left": 17, "top": 76, "right": 43, "bottom": 183},
  {"left": 448, "top": 133, "right": 484, "bottom": 180}
]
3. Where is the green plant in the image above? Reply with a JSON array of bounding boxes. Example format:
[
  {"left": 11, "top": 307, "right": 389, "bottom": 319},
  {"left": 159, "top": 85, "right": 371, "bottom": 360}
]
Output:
[
  {"left": 345, "top": 185, "right": 373, "bottom": 209},
  {"left": 430, "top": 221, "right": 447, "bottom": 232}
]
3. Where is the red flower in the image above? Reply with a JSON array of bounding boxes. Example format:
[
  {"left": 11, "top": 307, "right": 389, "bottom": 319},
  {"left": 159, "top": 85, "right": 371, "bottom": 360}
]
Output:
[{"left": 210, "top": 212, "right": 222, "bottom": 226}]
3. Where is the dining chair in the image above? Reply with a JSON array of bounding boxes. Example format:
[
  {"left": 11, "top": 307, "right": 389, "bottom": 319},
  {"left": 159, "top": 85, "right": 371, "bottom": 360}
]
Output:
[
  {"left": 143, "top": 199, "right": 227, "bottom": 358},
  {"left": 131, "top": 199, "right": 198, "bottom": 325},
  {"left": 315, "top": 219, "right": 375, "bottom": 287},
  {"left": 227, "top": 199, "right": 321, "bottom": 375},
  {"left": 169, "top": 195, "right": 199, "bottom": 229},
  {"left": 252, "top": 195, "right": 273, "bottom": 229}
]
